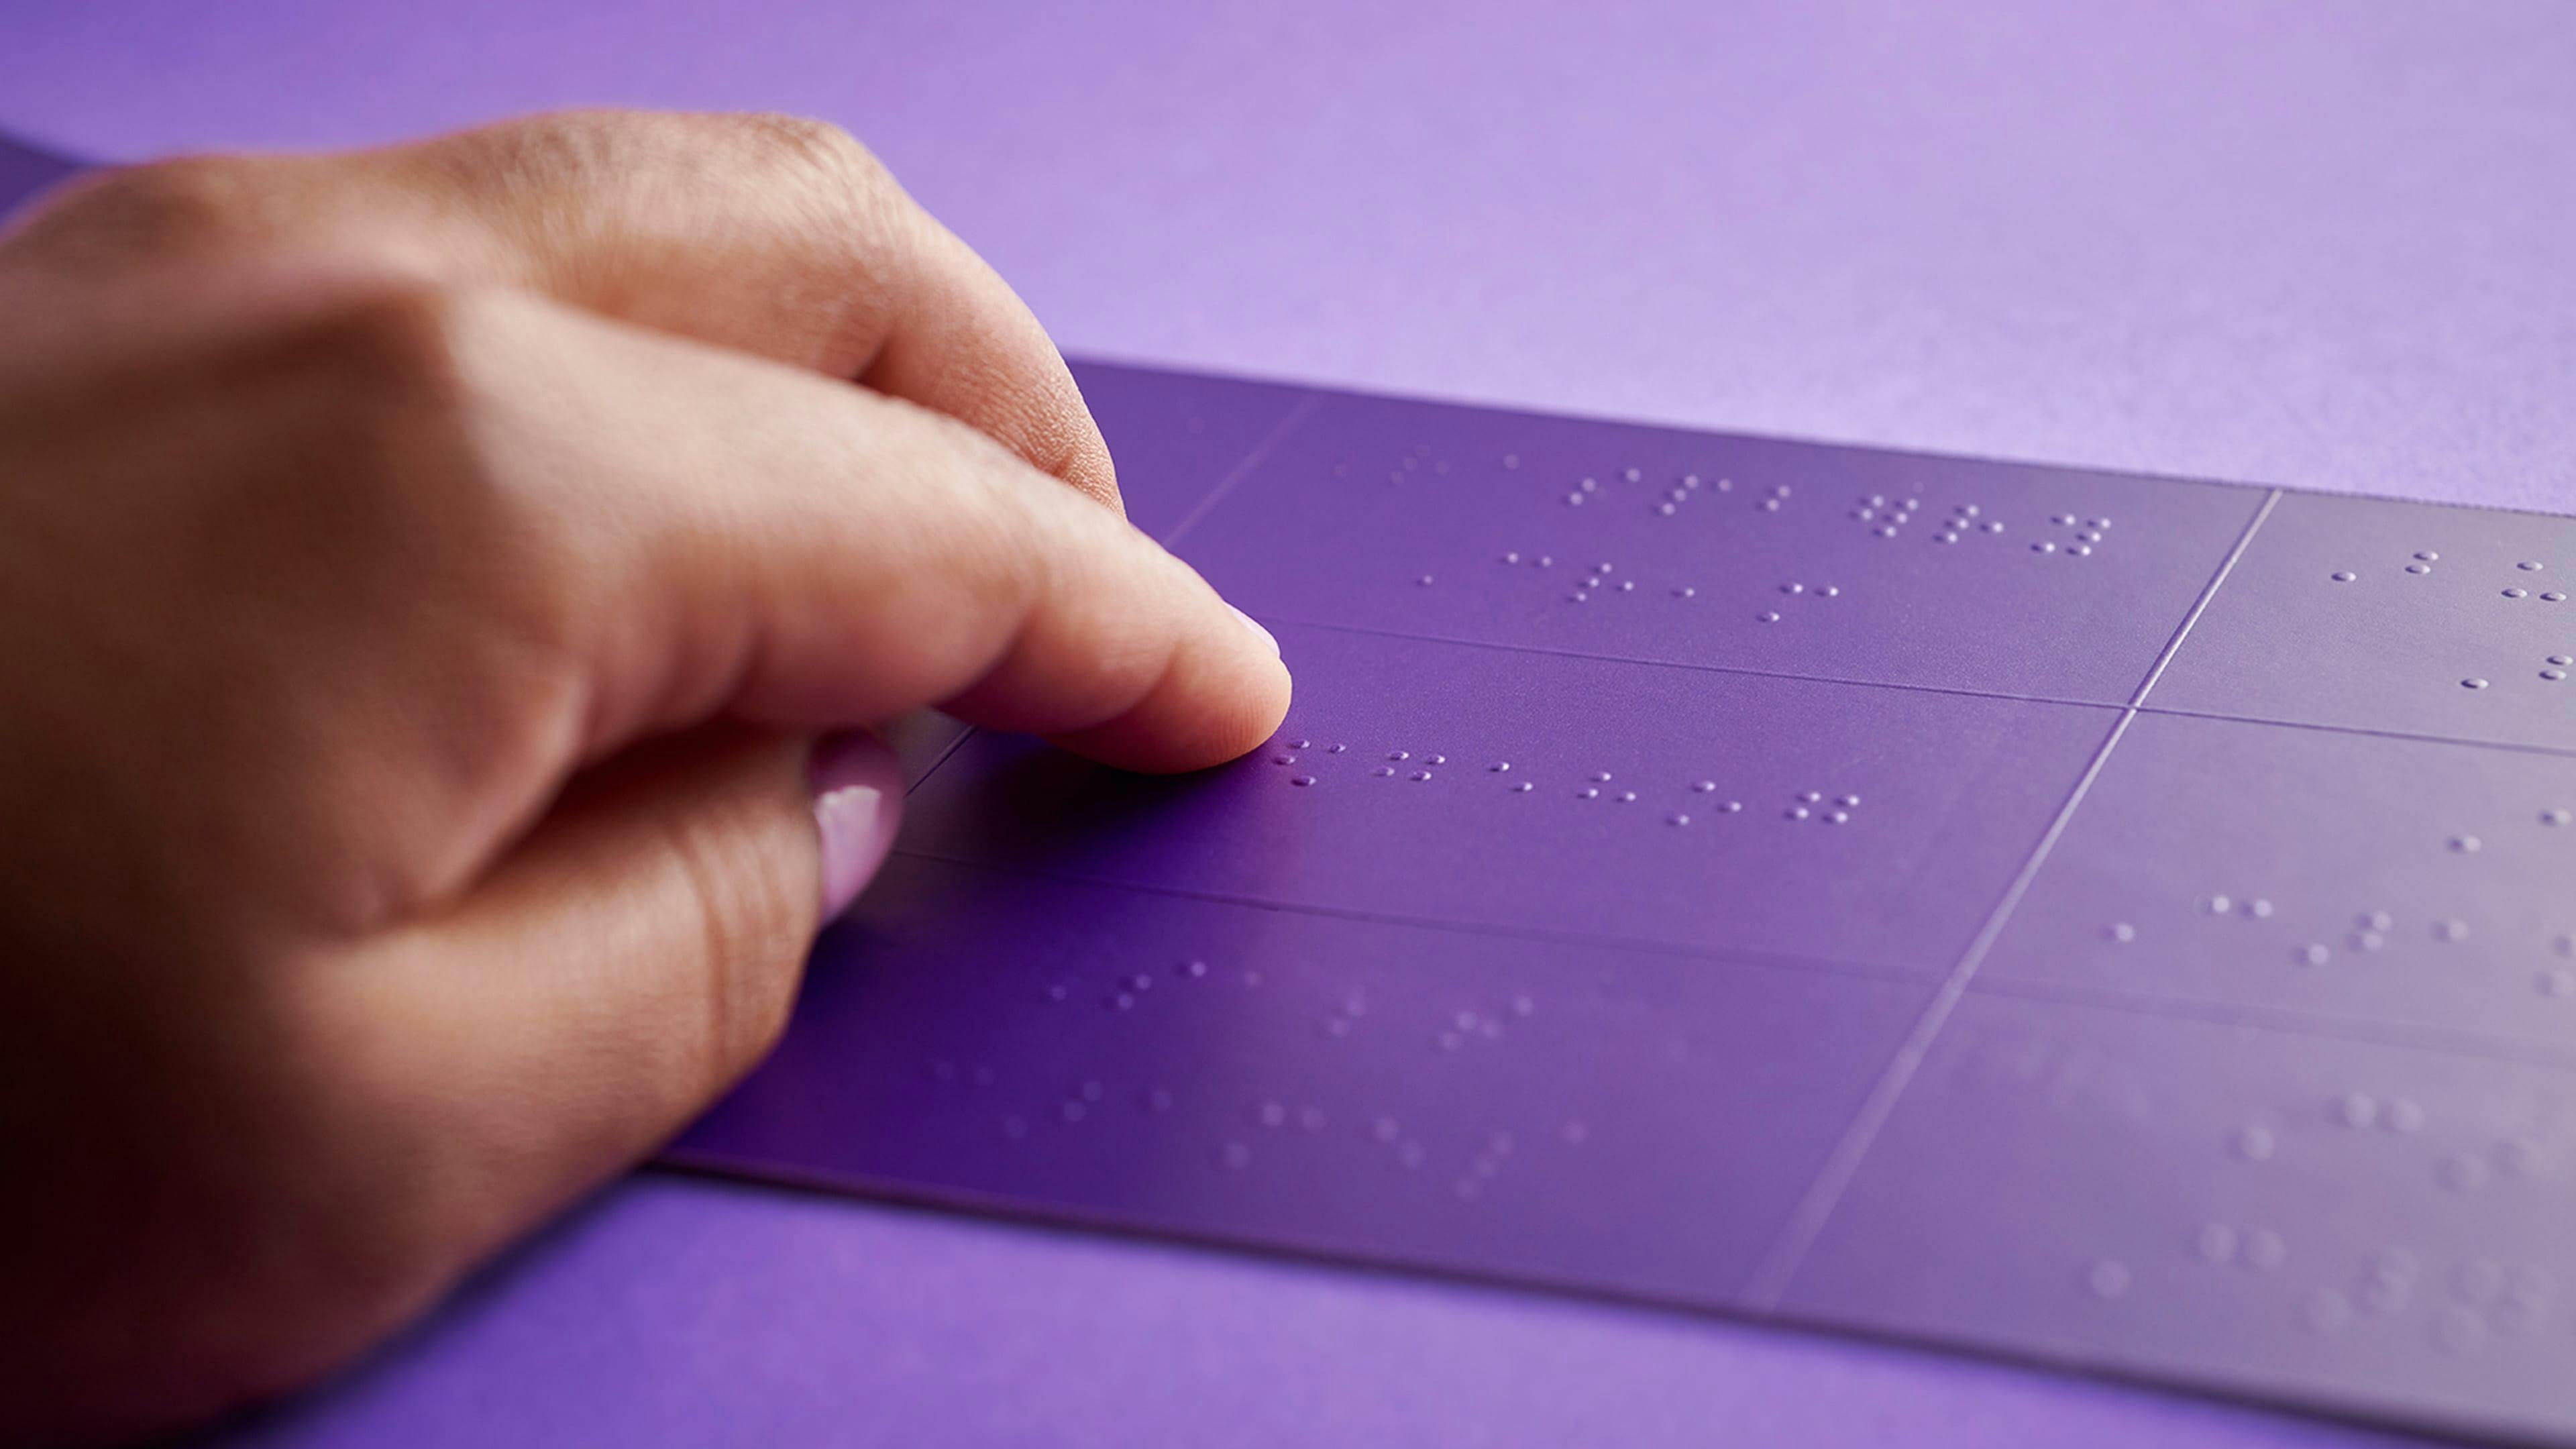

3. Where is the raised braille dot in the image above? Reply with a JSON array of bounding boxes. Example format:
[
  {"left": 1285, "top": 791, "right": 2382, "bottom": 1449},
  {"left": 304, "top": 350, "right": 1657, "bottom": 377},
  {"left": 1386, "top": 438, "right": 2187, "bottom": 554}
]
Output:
[
  {"left": 1786, "top": 806, "right": 1811, "bottom": 820},
  {"left": 1273, "top": 754, "right": 1297, "bottom": 765},
  {"left": 2546, "top": 592, "right": 2569, "bottom": 602},
  {"left": 1489, "top": 761, "right": 1511, "bottom": 772},
  {"left": 2195, "top": 1221, "right": 2238, "bottom": 1264},
  {"left": 1373, "top": 765, "right": 1395, "bottom": 777},
  {"left": 2408, "top": 563, "right": 2432, "bottom": 574},
  {"left": 2243, "top": 1230, "right": 2288, "bottom": 1270},
  {"left": 1876, "top": 525, "right": 1896, "bottom": 537},
  {"left": 2108, "top": 922, "right": 2136, "bottom": 944},
  {"left": 2088, "top": 1260, "right": 2131, "bottom": 1299},
  {"left": 1593, "top": 771, "right": 1613, "bottom": 782},
  {"left": 1291, "top": 775, "right": 1316, "bottom": 787},
  {"left": 2054, "top": 514, "right": 2078, "bottom": 527},
  {"left": 1623, "top": 467, "right": 1642, "bottom": 482},
  {"left": 1503, "top": 454, "right": 1519, "bottom": 469},
  {"left": 2520, "top": 561, "right": 2545, "bottom": 571},
  {"left": 1417, "top": 574, "right": 1436, "bottom": 586},
  {"left": 2331, "top": 571, "right": 2357, "bottom": 582},
  {"left": 1674, "top": 586, "right": 1697, "bottom": 598},
  {"left": 1510, "top": 781, "right": 1533, "bottom": 793},
  {"left": 1616, "top": 790, "right": 1637, "bottom": 802},
  {"left": 1758, "top": 610, "right": 1782, "bottom": 623},
  {"left": 1984, "top": 521, "right": 2004, "bottom": 533},
  {"left": 1426, "top": 754, "right": 1446, "bottom": 765},
  {"left": 2361, "top": 911, "right": 2394, "bottom": 931},
  {"left": 2034, "top": 541, "right": 2057, "bottom": 553},
  {"left": 1724, "top": 800, "right": 1744, "bottom": 813},
  {"left": 2543, "top": 808, "right": 2572, "bottom": 826},
  {"left": 1818, "top": 585, "right": 1841, "bottom": 598},
  {"left": 2544, "top": 669, "right": 2568, "bottom": 682},
  {"left": 2553, "top": 655, "right": 2575, "bottom": 667},
  {"left": 2451, "top": 835, "right": 2482, "bottom": 853},
  {"left": 2070, "top": 544, "right": 2094, "bottom": 557},
  {"left": 2339, "top": 1093, "right": 2377, "bottom": 1129},
  {"left": 2463, "top": 678, "right": 2489, "bottom": 690},
  {"left": 2245, "top": 898, "right": 2274, "bottom": 918},
  {"left": 2383, "top": 1099, "right": 2424, "bottom": 1133},
  {"left": 2416, "top": 550, "right": 2440, "bottom": 561},
  {"left": 1692, "top": 780, "right": 1717, "bottom": 793},
  {"left": 1409, "top": 770, "right": 1432, "bottom": 782},
  {"left": 1388, "top": 751, "right": 1409, "bottom": 761},
  {"left": 1764, "top": 499, "right": 1783, "bottom": 513},
  {"left": 2354, "top": 930, "right": 2386, "bottom": 951},
  {"left": 2504, "top": 588, "right": 2528, "bottom": 599},
  {"left": 1223, "top": 1142, "right": 1252, "bottom": 1169},
  {"left": 2206, "top": 894, "right": 2233, "bottom": 914},
  {"left": 1657, "top": 502, "right": 1676, "bottom": 515},
  {"left": 2438, "top": 918, "right": 2471, "bottom": 942},
  {"left": 2300, "top": 943, "right": 2330, "bottom": 967},
  {"left": 2235, "top": 1125, "right": 2275, "bottom": 1161},
  {"left": 1669, "top": 813, "right": 1690, "bottom": 826},
  {"left": 1580, "top": 478, "right": 1599, "bottom": 492},
  {"left": 1577, "top": 787, "right": 1598, "bottom": 799},
  {"left": 1782, "top": 582, "right": 1805, "bottom": 595}
]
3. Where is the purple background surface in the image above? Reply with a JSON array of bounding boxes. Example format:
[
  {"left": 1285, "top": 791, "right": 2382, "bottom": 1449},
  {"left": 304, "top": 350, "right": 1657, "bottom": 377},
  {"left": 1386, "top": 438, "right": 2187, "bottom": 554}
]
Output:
[{"left": 7, "top": 2, "right": 2575, "bottom": 1444}]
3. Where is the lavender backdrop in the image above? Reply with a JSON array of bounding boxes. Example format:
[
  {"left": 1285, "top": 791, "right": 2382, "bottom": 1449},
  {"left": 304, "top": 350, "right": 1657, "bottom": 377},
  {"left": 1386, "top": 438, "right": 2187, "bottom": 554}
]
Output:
[{"left": 5, "top": 2, "right": 2566, "bottom": 1444}]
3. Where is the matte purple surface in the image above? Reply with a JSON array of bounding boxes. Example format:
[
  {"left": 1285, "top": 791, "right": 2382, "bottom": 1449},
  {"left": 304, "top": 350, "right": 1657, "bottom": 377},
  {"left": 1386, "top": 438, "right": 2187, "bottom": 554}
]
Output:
[
  {"left": 674, "top": 368, "right": 2574, "bottom": 1441},
  {"left": 11, "top": 3, "right": 2576, "bottom": 1446}
]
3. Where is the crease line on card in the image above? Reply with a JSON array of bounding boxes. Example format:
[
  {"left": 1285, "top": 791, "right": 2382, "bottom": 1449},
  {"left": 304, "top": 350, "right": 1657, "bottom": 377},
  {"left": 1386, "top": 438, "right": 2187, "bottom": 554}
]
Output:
[
  {"left": 1739, "top": 489, "right": 2282, "bottom": 1311},
  {"left": 1158, "top": 392, "right": 1326, "bottom": 549}
]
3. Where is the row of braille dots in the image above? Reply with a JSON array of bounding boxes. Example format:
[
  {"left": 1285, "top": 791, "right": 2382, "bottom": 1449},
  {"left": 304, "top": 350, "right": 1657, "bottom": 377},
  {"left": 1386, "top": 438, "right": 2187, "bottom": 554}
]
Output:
[
  {"left": 2029, "top": 513, "right": 2113, "bottom": 557},
  {"left": 2330, "top": 1089, "right": 2545, "bottom": 1195},
  {"left": 2308, "top": 1249, "right": 2557, "bottom": 1347},
  {"left": 2087, "top": 1228, "right": 2289, "bottom": 1303},
  {"left": 1043, "top": 953, "right": 1260, "bottom": 1012},
  {"left": 1485, "top": 554, "right": 1670, "bottom": 602},
  {"left": 1756, "top": 580, "right": 1844, "bottom": 623},
  {"left": 1850, "top": 492, "right": 1929, "bottom": 539},
  {"left": 2473, "top": 651, "right": 2576, "bottom": 688}
]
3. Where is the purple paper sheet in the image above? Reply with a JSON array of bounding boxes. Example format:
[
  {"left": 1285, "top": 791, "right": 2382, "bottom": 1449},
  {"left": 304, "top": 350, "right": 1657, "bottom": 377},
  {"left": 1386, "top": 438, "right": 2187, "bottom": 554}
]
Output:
[{"left": 674, "top": 365, "right": 2576, "bottom": 1444}]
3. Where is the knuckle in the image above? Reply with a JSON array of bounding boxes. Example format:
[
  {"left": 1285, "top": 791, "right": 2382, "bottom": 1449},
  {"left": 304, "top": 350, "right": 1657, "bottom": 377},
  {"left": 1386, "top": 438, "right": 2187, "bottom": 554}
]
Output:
[{"left": 9, "top": 156, "right": 268, "bottom": 264}]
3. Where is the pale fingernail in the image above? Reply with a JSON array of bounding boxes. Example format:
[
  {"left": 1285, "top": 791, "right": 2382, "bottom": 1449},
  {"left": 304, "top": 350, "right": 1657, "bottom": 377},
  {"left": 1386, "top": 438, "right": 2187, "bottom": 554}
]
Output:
[
  {"left": 1230, "top": 605, "right": 1280, "bottom": 657},
  {"left": 808, "top": 731, "right": 904, "bottom": 921}
]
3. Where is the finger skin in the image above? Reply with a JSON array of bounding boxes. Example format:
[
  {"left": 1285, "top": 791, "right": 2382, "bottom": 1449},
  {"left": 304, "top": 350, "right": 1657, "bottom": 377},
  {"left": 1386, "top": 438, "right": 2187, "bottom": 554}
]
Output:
[{"left": 5, "top": 109, "right": 1124, "bottom": 510}]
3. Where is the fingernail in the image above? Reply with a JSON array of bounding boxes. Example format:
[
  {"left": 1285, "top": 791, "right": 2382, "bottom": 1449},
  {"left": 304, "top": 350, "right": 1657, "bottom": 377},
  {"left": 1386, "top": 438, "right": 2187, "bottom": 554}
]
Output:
[
  {"left": 808, "top": 731, "right": 904, "bottom": 921},
  {"left": 1230, "top": 605, "right": 1280, "bottom": 657}
]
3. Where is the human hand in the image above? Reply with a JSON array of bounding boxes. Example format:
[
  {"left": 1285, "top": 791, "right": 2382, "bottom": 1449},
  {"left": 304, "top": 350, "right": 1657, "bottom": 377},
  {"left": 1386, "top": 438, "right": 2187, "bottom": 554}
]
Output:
[{"left": 0, "top": 109, "right": 1288, "bottom": 1443}]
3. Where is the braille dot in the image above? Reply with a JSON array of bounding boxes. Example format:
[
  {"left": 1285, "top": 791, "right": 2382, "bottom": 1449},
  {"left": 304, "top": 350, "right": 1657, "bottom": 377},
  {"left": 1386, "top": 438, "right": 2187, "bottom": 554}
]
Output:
[
  {"left": 1490, "top": 761, "right": 1511, "bottom": 772},
  {"left": 1669, "top": 812, "right": 1691, "bottom": 826},
  {"left": 1984, "top": 521, "right": 2004, "bottom": 533},
  {"left": 1624, "top": 467, "right": 1642, "bottom": 482},
  {"left": 1819, "top": 585, "right": 1841, "bottom": 598},
  {"left": 1417, "top": 574, "right": 1436, "bottom": 586},
  {"left": 1536, "top": 557, "right": 1554, "bottom": 568},
  {"left": 1580, "top": 478, "right": 1599, "bottom": 492},
  {"left": 1373, "top": 766, "right": 1395, "bottom": 777},
  {"left": 2463, "top": 678, "right": 2489, "bottom": 690},
  {"left": 2544, "top": 669, "right": 2568, "bottom": 682},
  {"left": 2235, "top": 1125, "right": 2275, "bottom": 1161},
  {"left": 2520, "top": 561, "right": 2545, "bottom": 571},
  {"left": 1388, "top": 751, "right": 1408, "bottom": 761},
  {"left": 2543, "top": 808, "right": 2572, "bottom": 826},
  {"left": 1759, "top": 610, "right": 1782, "bottom": 623},
  {"left": 2300, "top": 943, "right": 2330, "bottom": 967},
  {"left": 1185, "top": 959, "right": 1209, "bottom": 978},
  {"left": 1426, "top": 754, "right": 1446, "bottom": 765},
  {"left": 2441, "top": 1153, "right": 2490, "bottom": 1192},
  {"left": 2245, "top": 898, "right": 2274, "bottom": 918},
  {"left": 1510, "top": 781, "right": 1534, "bottom": 793},
  {"left": 1503, "top": 454, "right": 1519, "bottom": 469},
  {"left": 2553, "top": 655, "right": 2575, "bottom": 667},
  {"left": 2408, "top": 564, "right": 2432, "bottom": 575},
  {"left": 2353, "top": 930, "right": 2386, "bottom": 951},
  {"left": 2451, "top": 835, "right": 2482, "bottom": 853},
  {"left": 1764, "top": 499, "right": 1783, "bottom": 512},
  {"left": 1786, "top": 806, "right": 1811, "bottom": 820},
  {"left": 1273, "top": 754, "right": 1297, "bottom": 765},
  {"left": 2504, "top": 588, "right": 2528, "bottom": 599},
  {"left": 1783, "top": 582, "right": 1806, "bottom": 595},
  {"left": 2542, "top": 969, "right": 2576, "bottom": 998},
  {"left": 1223, "top": 1142, "right": 1252, "bottom": 1170},
  {"left": 1619, "top": 580, "right": 1636, "bottom": 592},
  {"left": 2054, "top": 514, "right": 2078, "bottom": 527},
  {"left": 1658, "top": 502, "right": 1676, "bottom": 515},
  {"left": 2438, "top": 918, "right": 2470, "bottom": 942},
  {"left": 2339, "top": 1093, "right": 2377, "bottom": 1129},
  {"left": 1725, "top": 800, "right": 1744, "bottom": 813},
  {"left": 2416, "top": 550, "right": 2440, "bottom": 562},
  {"left": 1577, "top": 787, "right": 1598, "bottom": 799},
  {"left": 2034, "top": 541, "right": 2057, "bottom": 553},
  {"left": 2088, "top": 1260, "right": 2131, "bottom": 1299},
  {"left": 2108, "top": 922, "right": 2137, "bottom": 943},
  {"left": 1291, "top": 775, "right": 1316, "bottom": 787},
  {"left": 2243, "top": 1229, "right": 2288, "bottom": 1270},
  {"left": 2361, "top": 911, "right": 2394, "bottom": 931},
  {"left": 2196, "top": 1222, "right": 2239, "bottom": 1263},
  {"left": 2546, "top": 592, "right": 2569, "bottom": 602},
  {"left": 2331, "top": 571, "right": 2357, "bottom": 582},
  {"left": 1876, "top": 525, "right": 1896, "bottom": 537},
  {"left": 1693, "top": 780, "right": 1717, "bottom": 793},
  {"left": 1565, "top": 493, "right": 1585, "bottom": 506},
  {"left": 2206, "top": 894, "right": 2233, "bottom": 914},
  {"left": 2070, "top": 544, "right": 2093, "bottom": 557},
  {"left": 1617, "top": 790, "right": 1637, "bottom": 802},
  {"left": 1003, "top": 1116, "right": 1028, "bottom": 1138},
  {"left": 1593, "top": 771, "right": 1613, "bottom": 782},
  {"left": 1409, "top": 770, "right": 1432, "bottom": 782},
  {"left": 1675, "top": 586, "right": 1697, "bottom": 598},
  {"left": 2383, "top": 1099, "right": 2424, "bottom": 1133}
]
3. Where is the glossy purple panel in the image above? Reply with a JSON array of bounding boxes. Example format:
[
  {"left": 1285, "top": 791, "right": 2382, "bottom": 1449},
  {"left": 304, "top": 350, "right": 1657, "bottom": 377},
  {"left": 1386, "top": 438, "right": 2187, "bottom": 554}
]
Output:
[
  {"left": 2152, "top": 490, "right": 2576, "bottom": 750},
  {"left": 1174, "top": 390, "right": 2267, "bottom": 704},
  {"left": 1778, "top": 993, "right": 2576, "bottom": 1442},
  {"left": 676, "top": 853, "right": 1928, "bottom": 1307},
  {"left": 1067, "top": 359, "right": 1313, "bottom": 541},
  {"left": 897, "top": 623, "right": 2118, "bottom": 975},
  {"left": 1984, "top": 712, "right": 2576, "bottom": 1051}
]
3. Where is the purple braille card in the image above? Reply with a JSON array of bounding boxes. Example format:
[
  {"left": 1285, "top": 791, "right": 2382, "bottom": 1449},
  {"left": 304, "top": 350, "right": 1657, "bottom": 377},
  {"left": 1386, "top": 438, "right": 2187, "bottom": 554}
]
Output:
[{"left": 673, "top": 364, "right": 2576, "bottom": 1443}]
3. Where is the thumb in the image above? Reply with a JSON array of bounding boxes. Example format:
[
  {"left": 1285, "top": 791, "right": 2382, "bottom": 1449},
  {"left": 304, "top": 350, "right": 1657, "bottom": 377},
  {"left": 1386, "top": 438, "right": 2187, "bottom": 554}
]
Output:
[{"left": 316, "top": 725, "right": 900, "bottom": 1278}]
